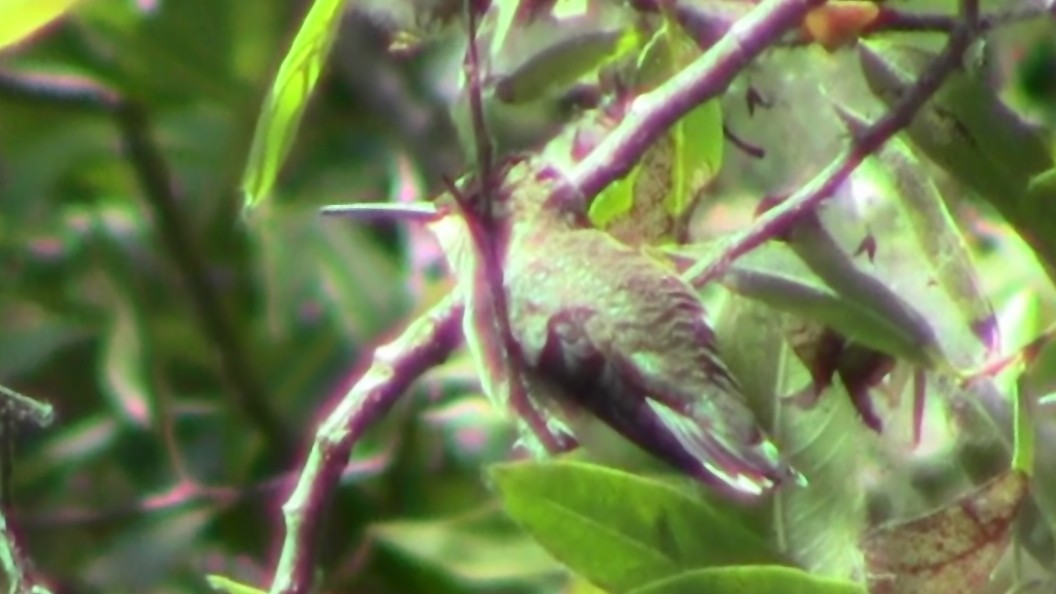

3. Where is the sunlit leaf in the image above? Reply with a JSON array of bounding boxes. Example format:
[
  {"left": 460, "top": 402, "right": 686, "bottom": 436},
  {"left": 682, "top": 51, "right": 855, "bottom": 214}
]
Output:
[
  {"left": 374, "top": 510, "right": 561, "bottom": 584},
  {"left": 490, "top": 459, "right": 783, "bottom": 593},
  {"left": 241, "top": 0, "right": 346, "bottom": 209},
  {"left": 859, "top": 40, "right": 1056, "bottom": 281},
  {"left": 834, "top": 105, "right": 997, "bottom": 355},
  {"left": 720, "top": 242, "right": 941, "bottom": 369},
  {"left": 206, "top": 575, "right": 266, "bottom": 594},
  {"left": 589, "top": 18, "right": 723, "bottom": 246},
  {"left": 714, "top": 298, "right": 868, "bottom": 579},
  {"left": 860, "top": 470, "right": 1028, "bottom": 594},
  {"left": 626, "top": 566, "right": 864, "bottom": 594},
  {"left": 0, "top": 0, "right": 81, "bottom": 52}
]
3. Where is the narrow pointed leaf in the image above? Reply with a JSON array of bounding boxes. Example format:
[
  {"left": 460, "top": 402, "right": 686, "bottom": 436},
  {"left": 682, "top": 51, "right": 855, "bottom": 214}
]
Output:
[
  {"left": 241, "top": 0, "right": 346, "bottom": 209},
  {"left": 206, "top": 575, "right": 266, "bottom": 594},
  {"left": 834, "top": 106, "right": 997, "bottom": 353}
]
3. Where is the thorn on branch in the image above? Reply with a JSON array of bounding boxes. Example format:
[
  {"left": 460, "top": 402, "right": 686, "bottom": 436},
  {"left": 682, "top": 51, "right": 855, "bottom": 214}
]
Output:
[{"left": 684, "top": 15, "right": 979, "bottom": 287}]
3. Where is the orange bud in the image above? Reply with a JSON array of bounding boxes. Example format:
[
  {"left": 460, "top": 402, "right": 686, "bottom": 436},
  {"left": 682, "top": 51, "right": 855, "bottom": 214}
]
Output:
[{"left": 803, "top": 1, "right": 881, "bottom": 52}]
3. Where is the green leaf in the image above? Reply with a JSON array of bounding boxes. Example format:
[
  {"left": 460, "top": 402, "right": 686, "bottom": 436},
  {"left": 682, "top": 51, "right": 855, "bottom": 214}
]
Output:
[
  {"left": 485, "top": 0, "right": 639, "bottom": 104},
  {"left": 241, "top": 0, "right": 345, "bottom": 210},
  {"left": 626, "top": 566, "right": 864, "bottom": 594},
  {"left": 374, "top": 512, "right": 561, "bottom": 584},
  {"left": 1012, "top": 380, "right": 1035, "bottom": 475},
  {"left": 589, "top": 20, "right": 723, "bottom": 245},
  {"left": 859, "top": 40, "right": 1051, "bottom": 203},
  {"left": 859, "top": 40, "right": 1056, "bottom": 281},
  {"left": 721, "top": 242, "right": 941, "bottom": 369},
  {"left": 0, "top": 0, "right": 81, "bottom": 52},
  {"left": 713, "top": 298, "right": 868, "bottom": 578},
  {"left": 490, "top": 459, "right": 783, "bottom": 593},
  {"left": 834, "top": 105, "right": 996, "bottom": 357},
  {"left": 494, "top": 29, "right": 638, "bottom": 105},
  {"left": 206, "top": 575, "right": 266, "bottom": 594}
]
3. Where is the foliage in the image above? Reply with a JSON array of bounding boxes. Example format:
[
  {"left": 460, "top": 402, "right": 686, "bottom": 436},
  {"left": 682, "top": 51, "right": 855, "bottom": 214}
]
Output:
[{"left": 0, "top": 0, "right": 1055, "bottom": 593}]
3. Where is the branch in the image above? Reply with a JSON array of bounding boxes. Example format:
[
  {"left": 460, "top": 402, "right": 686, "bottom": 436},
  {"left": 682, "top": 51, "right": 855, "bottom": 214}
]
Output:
[
  {"left": 0, "top": 385, "right": 54, "bottom": 594},
  {"left": 268, "top": 293, "right": 463, "bottom": 594},
  {"left": 555, "top": 0, "right": 827, "bottom": 207},
  {"left": 113, "top": 102, "right": 295, "bottom": 465},
  {"left": 683, "top": 17, "right": 978, "bottom": 287},
  {"left": 0, "top": 71, "right": 295, "bottom": 466},
  {"left": 669, "top": 1, "right": 1047, "bottom": 46}
]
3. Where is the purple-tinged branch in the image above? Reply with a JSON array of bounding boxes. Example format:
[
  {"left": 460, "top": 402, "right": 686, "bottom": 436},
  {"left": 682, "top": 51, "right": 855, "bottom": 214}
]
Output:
[
  {"left": 268, "top": 294, "right": 463, "bottom": 594},
  {"left": 555, "top": 0, "right": 827, "bottom": 208},
  {"left": 683, "top": 18, "right": 977, "bottom": 287}
]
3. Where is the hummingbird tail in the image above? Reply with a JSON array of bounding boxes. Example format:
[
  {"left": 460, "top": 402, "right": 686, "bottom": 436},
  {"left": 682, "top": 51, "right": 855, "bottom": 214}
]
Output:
[{"left": 644, "top": 399, "right": 799, "bottom": 498}]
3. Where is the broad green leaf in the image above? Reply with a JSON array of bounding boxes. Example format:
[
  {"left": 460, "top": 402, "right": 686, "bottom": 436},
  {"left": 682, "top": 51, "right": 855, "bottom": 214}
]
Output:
[
  {"left": 714, "top": 298, "right": 867, "bottom": 579},
  {"left": 490, "top": 459, "right": 782, "bottom": 593},
  {"left": 241, "top": 0, "right": 345, "bottom": 209},
  {"left": 0, "top": 0, "right": 81, "bottom": 52},
  {"left": 373, "top": 512, "right": 561, "bottom": 584},
  {"left": 589, "top": 20, "right": 723, "bottom": 245},
  {"left": 720, "top": 242, "right": 941, "bottom": 369},
  {"left": 206, "top": 575, "right": 266, "bottom": 594},
  {"left": 627, "top": 566, "right": 864, "bottom": 594}
]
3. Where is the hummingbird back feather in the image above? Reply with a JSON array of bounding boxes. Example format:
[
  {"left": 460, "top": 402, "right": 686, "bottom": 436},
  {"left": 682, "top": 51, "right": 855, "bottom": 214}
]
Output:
[{"left": 503, "top": 205, "right": 795, "bottom": 498}]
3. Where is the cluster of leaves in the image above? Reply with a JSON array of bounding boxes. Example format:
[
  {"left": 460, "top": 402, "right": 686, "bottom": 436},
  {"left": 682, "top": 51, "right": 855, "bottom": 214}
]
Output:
[{"left": 3, "top": 1, "right": 1056, "bottom": 594}]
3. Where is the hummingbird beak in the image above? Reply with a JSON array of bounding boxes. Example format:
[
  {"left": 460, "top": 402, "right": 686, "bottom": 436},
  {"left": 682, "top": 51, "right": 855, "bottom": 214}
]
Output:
[{"left": 319, "top": 201, "right": 444, "bottom": 223}]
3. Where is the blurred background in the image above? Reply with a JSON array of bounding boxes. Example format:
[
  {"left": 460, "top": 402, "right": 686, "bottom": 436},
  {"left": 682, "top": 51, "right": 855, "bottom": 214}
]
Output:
[{"left": 1, "top": 0, "right": 1055, "bottom": 593}]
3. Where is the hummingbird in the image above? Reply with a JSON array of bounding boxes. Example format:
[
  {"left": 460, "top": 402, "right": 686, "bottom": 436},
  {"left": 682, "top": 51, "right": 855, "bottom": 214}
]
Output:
[
  {"left": 488, "top": 158, "right": 797, "bottom": 499},
  {"left": 324, "top": 156, "right": 798, "bottom": 499}
]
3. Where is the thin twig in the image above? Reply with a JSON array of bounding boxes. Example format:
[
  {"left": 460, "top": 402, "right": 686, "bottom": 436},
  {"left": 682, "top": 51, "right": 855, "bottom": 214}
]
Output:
[
  {"left": 683, "top": 20, "right": 977, "bottom": 286},
  {"left": 268, "top": 294, "right": 463, "bottom": 594},
  {"left": 0, "top": 508, "right": 53, "bottom": 594},
  {"left": 672, "top": 1, "right": 1046, "bottom": 46},
  {"left": 0, "top": 70, "right": 295, "bottom": 466},
  {"left": 113, "top": 103, "right": 295, "bottom": 465},
  {"left": 0, "top": 386, "right": 53, "bottom": 430},
  {"left": 0, "top": 386, "right": 55, "bottom": 594}
]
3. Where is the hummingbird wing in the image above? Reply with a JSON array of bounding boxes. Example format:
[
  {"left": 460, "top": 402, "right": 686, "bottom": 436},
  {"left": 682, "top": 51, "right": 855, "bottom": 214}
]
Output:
[{"left": 532, "top": 298, "right": 794, "bottom": 499}]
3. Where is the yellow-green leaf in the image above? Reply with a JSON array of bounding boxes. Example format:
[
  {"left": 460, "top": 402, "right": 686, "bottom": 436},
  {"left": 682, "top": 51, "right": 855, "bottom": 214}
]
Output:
[
  {"left": 589, "top": 20, "right": 722, "bottom": 245},
  {"left": 0, "top": 0, "right": 82, "bottom": 51},
  {"left": 206, "top": 575, "right": 266, "bottom": 594},
  {"left": 241, "top": 0, "right": 345, "bottom": 210}
]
